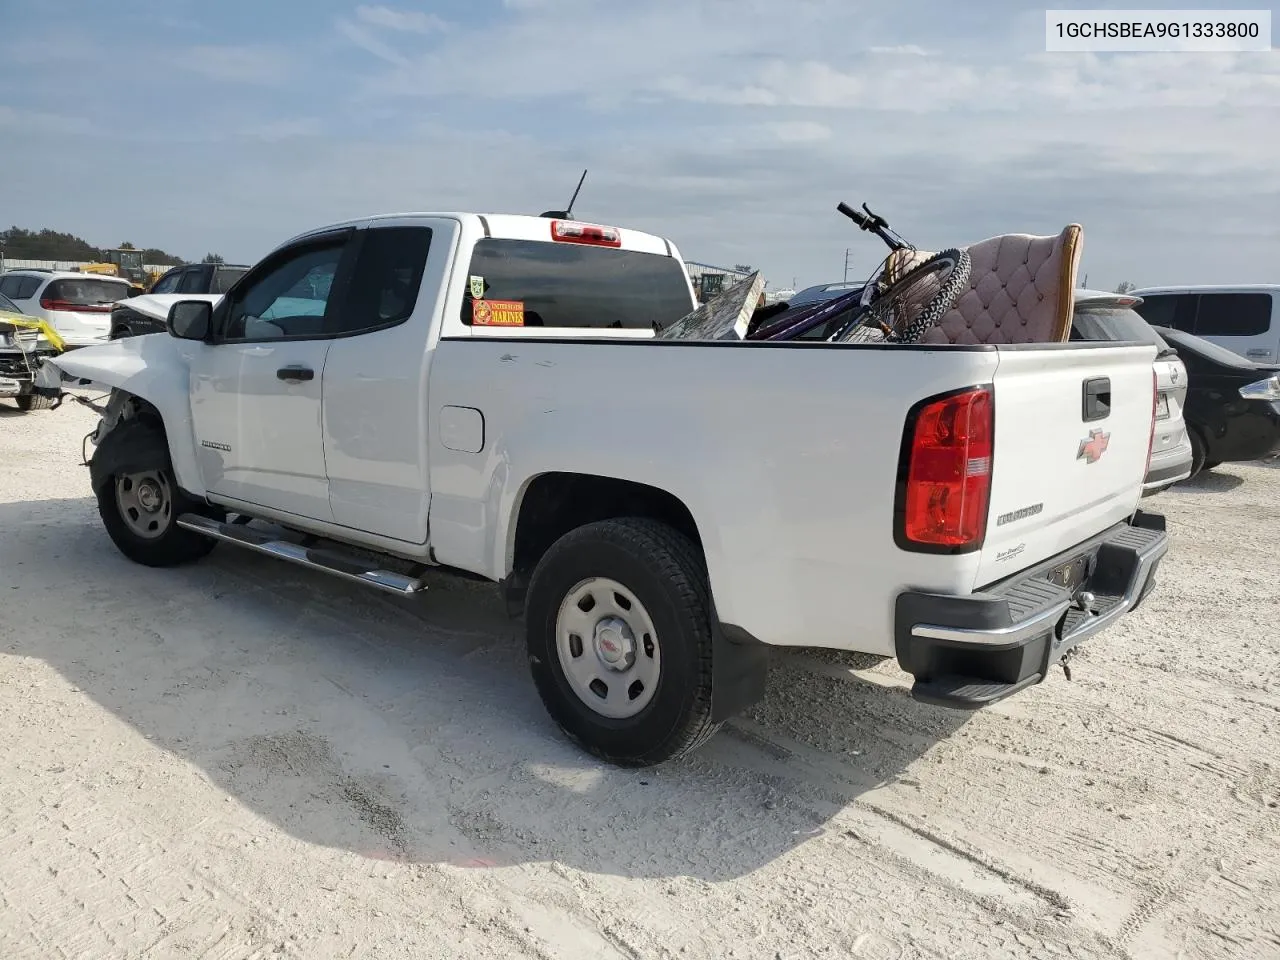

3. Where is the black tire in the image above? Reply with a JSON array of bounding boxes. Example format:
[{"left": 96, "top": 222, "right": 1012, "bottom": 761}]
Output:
[
  {"left": 525, "top": 518, "right": 720, "bottom": 766},
  {"left": 1202, "top": 460, "right": 1221, "bottom": 472},
  {"left": 15, "top": 393, "right": 55, "bottom": 411},
  {"left": 94, "top": 418, "right": 223, "bottom": 567},
  {"left": 1187, "top": 428, "right": 1207, "bottom": 480},
  {"left": 829, "top": 247, "right": 972, "bottom": 344}
]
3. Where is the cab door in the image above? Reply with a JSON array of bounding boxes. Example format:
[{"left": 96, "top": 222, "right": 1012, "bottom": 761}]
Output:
[
  {"left": 189, "top": 228, "right": 357, "bottom": 521},
  {"left": 321, "top": 218, "right": 457, "bottom": 541}
]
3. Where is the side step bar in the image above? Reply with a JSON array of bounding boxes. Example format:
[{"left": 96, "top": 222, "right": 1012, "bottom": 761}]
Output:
[{"left": 176, "top": 513, "right": 427, "bottom": 597}]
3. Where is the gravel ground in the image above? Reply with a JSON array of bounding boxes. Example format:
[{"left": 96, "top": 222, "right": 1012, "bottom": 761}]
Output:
[{"left": 1, "top": 399, "right": 1277, "bottom": 960}]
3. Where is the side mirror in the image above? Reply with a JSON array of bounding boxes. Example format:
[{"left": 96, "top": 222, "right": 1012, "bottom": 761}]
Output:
[{"left": 167, "top": 300, "right": 212, "bottom": 341}]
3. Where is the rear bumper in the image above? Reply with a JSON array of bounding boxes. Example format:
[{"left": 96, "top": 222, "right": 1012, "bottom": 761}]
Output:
[
  {"left": 895, "top": 510, "right": 1168, "bottom": 709},
  {"left": 1142, "top": 454, "right": 1193, "bottom": 494}
]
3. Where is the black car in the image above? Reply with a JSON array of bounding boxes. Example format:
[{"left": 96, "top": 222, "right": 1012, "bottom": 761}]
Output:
[
  {"left": 1151, "top": 324, "right": 1280, "bottom": 476},
  {"left": 109, "top": 262, "right": 249, "bottom": 339}
]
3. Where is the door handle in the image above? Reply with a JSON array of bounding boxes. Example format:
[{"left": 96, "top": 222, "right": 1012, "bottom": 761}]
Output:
[{"left": 276, "top": 366, "right": 314, "bottom": 383}]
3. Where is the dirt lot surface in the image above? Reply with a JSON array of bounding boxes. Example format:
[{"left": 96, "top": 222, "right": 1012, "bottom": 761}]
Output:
[{"left": 1, "top": 399, "right": 1277, "bottom": 960}]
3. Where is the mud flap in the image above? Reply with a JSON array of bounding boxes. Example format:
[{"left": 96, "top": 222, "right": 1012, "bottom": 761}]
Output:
[
  {"left": 88, "top": 418, "right": 171, "bottom": 495},
  {"left": 710, "top": 619, "right": 770, "bottom": 723}
]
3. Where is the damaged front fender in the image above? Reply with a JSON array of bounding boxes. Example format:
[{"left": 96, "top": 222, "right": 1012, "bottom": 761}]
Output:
[{"left": 40, "top": 336, "right": 207, "bottom": 498}]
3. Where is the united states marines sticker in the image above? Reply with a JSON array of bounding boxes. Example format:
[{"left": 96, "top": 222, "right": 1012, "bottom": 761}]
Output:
[{"left": 472, "top": 299, "right": 525, "bottom": 327}]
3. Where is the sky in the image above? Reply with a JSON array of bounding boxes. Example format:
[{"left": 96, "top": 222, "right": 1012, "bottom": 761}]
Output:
[{"left": 1, "top": 0, "right": 1277, "bottom": 292}]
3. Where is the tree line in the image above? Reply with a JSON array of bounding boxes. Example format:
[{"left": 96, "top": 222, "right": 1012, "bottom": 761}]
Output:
[{"left": 0, "top": 226, "right": 213, "bottom": 266}]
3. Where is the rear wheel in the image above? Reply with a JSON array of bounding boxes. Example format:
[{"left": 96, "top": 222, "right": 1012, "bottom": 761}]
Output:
[
  {"left": 1187, "top": 428, "right": 1207, "bottom": 480},
  {"left": 525, "top": 518, "right": 720, "bottom": 766},
  {"left": 94, "top": 419, "right": 223, "bottom": 566},
  {"left": 15, "top": 393, "right": 55, "bottom": 411}
]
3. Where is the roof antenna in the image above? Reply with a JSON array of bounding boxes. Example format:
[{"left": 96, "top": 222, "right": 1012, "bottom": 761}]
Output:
[{"left": 540, "top": 169, "right": 588, "bottom": 219}]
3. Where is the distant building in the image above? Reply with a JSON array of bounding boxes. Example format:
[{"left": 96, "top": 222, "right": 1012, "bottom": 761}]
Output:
[{"left": 684, "top": 261, "right": 757, "bottom": 303}]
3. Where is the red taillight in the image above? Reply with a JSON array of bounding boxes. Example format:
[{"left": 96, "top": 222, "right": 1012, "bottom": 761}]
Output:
[
  {"left": 550, "top": 219, "right": 622, "bottom": 247},
  {"left": 40, "top": 297, "right": 111, "bottom": 313},
  {"left": 900, "top": 386, "right": 994, "bottom": 549},
  {"left": 1145, "top": 368, "right": 1157, "bottom": 471}
]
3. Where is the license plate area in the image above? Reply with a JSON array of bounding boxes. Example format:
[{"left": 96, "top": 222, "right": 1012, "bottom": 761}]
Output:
[
  {"left": 1047, "top": 553, "right": 1093, "bottom": 593},
  {"left": 1155, "top": 393, "right": 1170, "bottom": 420}
]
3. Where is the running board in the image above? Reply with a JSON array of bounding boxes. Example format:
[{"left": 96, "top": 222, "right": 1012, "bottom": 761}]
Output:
[{"left": 176, "top": 513, "right": 427, "bottom": 597}]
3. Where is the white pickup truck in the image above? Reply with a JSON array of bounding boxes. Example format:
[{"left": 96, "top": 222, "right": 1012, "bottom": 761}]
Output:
[{"left": 37, "top": 211, "right": 1170, "bottom": 766}]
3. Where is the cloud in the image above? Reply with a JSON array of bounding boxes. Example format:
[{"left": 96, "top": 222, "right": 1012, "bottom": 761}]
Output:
[
  {"left": 172, "top": 45, "right": 294, "bottom": 85},
  {"left": 338, "top": 20, "right": 410, "bottom": 66},
  {"left": 3, "top": 0, "right": 1277, "bottom": 294},
  {"left": 355, "top": 5, "right": 448, "bottom": 34},
  {"left": 869, "top": 45, "right": 930, "bottom": 56}
]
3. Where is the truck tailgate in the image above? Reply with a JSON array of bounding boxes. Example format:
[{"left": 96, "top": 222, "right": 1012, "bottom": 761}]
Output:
[{"left": 976, "top": 343, "right": 1155, "bottom": 588}]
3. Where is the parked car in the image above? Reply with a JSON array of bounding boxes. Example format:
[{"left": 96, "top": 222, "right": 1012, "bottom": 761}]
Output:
[
  {"left": 0, "top": 292, "right": 64, "bottom": 411},
  {"left": 785, "top": 280, "right": 866, "bottom": 308},
  {"left": 36, "top": 210, "right": 1168, "bottom": 766},
  {"left": 1069, "top": 291, "right": 1192, "bottom": 494},
  {"left": 110, "top": 262, "right": 250, "bottom": 339},
  {"left": 1131, "top": 284, "right": 1280, "bottom": 365},
  {"left": 0, "top": 269, "right": 133, "bottom": 348},
  {"left": 1149, "top": 324, "right": 1280, "bottom": 477}
]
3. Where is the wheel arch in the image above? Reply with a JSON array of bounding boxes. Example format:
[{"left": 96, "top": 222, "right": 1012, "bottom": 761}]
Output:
[{"left": 501, "top": 471, "right": 705, "bottom": 609}]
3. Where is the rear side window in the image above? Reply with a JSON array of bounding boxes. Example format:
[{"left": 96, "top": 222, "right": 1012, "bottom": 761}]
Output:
[
  {"left": 45, "top": 278, "right": 130, "bottom": 306},
  {"left": 1133, "top": 293, "right": 1194, "bottom": 331},
  {"left": 461, "top": 238, "right": 694, "bottom": 329},
  {"left": 178, "top": 267, "right": 209, "bottom": 293},
  {"left": 212, "top": 267, "right": 248, "bottom": 294},
  {"left": 0, "top": 292, "right": 22, "bottom": 314},
  {"left": 337, "top": 226, "right": 433, "bottom": 334},
  {"left": 0, "top": 275, "right": 43, "bottom": 300},
  {"left": 1192, "top": 293, "right": 1273, "bottom": 338}
]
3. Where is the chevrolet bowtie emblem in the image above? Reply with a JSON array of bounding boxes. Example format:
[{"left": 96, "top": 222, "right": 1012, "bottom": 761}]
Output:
[{"left": 1077, "top": 428, "right": 1110, "bottom": 464}]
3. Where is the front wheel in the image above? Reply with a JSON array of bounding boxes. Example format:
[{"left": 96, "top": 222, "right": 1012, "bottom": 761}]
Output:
[
  {"left": 525, "top": 518, "right": 720, "bottom": 766},
  {"left": 94, "top": 418, "right": 223, "bottom": 567},
  {"left": 15, "top": 393, "right": 55, "bottom": 411}
]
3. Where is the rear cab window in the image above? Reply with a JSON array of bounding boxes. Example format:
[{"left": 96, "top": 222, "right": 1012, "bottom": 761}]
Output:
[{"left": 460, "top": 238, "right": 694, "bottom": 331}]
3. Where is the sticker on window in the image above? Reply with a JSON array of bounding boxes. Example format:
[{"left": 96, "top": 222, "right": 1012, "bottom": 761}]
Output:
[
  {"left": 473, "top": 299, "right": 525, "bottom": 327},
  {"left": 469, "top": 275, "right": 486, "bottom": 300}
]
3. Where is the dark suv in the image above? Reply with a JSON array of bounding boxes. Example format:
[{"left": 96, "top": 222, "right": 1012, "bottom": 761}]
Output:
[{"left": 109, "top": 262, "right": 249, "bottom": 339}]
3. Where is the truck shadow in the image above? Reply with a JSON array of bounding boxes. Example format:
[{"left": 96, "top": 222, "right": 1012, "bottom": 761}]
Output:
[{"left": 0, "top": 497, "right": 970, "bottom": 883}]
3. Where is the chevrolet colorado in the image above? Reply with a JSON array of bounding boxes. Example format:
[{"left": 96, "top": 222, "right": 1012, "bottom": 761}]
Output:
[{"left": 37, "top": 211, "right": 1169, "bottom": 765}]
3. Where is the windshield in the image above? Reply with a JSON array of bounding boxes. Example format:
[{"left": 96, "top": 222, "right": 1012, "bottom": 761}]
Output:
[
  {"left": 0, "top": 292, "right": 23, "bottom": 315},
  {"left": 1157, "top": 325, "right": 1260, "bottom": 368},
  {"left": 1071, "top": 306, "right": 1170, "bottom": 352}
]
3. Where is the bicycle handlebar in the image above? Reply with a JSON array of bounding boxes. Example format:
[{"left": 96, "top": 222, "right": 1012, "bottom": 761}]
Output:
[{"left": 836, "top": 202, "right": 867, "bottom": 228}]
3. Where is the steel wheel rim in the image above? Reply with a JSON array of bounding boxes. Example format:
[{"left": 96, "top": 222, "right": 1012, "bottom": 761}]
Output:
[
  {"left": 115, "top": 469, "right": 173, "bottom": 540},
  {"left": 555, "top": 577, "right": 661, "bottom": 719}
]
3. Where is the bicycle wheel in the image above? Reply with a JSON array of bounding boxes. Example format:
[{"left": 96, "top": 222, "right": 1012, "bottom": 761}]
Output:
[{"left": 828, "top": 248, "right": 971, "bottom": 344}]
